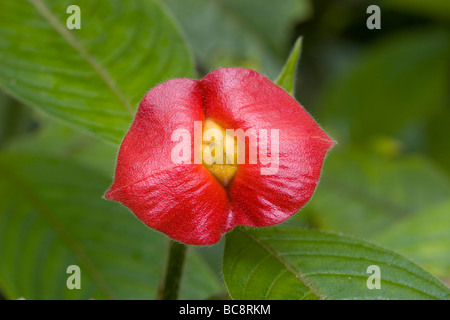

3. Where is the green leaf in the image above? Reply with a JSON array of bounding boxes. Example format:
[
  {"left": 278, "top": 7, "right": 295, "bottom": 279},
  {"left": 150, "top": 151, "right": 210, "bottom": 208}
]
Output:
[
  {"left": 0, "top": 154, "right": 221, "bottom": 299},
  {"left": 223, "top": 227, "right": 450, "bottom": 300},
  {"left": 318, "top": 30, "right": 450, "bottom": 146},
  {"left": 376, "top": 200, "right": 450, "bottom": 278},
  {"left": 0, "top": 0, "right": 195, "bottom": 145},
  {"left": 302, "top": 151, "right": 450, "bottom": 239},
  {"left": 163, "top": 0, "right": 311, "bottom": 77},
  {"left": 275, "top": 37, "right": 302, "bottom": 96},
  {"left": 5, "top": 117, "right": 118, "bottom": 177},
  {"left": 181, "top": 248, "right": 223, "bottom": 300}
]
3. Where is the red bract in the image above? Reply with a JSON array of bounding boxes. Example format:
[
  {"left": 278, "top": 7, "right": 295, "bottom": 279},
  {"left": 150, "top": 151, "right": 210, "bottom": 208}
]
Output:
[{"left": 105, "top": 68, "right": 334, "bottom": 245}]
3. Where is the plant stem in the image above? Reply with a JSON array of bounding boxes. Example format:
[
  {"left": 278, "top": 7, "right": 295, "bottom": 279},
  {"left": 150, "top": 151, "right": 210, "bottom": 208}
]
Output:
[{"left": 156, "top": 239, "right": 187, "bottom": 300}]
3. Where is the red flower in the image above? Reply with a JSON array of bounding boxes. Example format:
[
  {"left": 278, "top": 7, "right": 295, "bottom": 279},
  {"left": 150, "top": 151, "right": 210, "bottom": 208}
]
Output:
[{"left": 105, "top": 68, "right": 334, "bottom": 245}]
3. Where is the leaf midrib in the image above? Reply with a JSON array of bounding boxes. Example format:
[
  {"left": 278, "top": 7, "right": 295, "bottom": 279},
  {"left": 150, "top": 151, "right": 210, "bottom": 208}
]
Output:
[
  {"left": 27, "top": 0, "right": 134, "bottom": 117},
  {"left": 0, "top": 158, "right": 116, "bottom": 299},
  {"left": 238, "top": 228, "right": 324, "bottom": 300},
  {"left": 238, "top": 228, "right": 450, "bottom": 300}
]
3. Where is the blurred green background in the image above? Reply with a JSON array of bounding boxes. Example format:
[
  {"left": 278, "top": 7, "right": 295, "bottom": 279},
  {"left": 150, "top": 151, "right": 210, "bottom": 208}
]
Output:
[{"left": 0, "top": 0, "right": 449, "bottom": 299}]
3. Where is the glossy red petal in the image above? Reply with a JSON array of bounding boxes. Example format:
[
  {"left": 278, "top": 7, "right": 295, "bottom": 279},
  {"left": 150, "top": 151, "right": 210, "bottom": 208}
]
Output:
[
  {"left": 107, "top": 68, "right": 334, "bottom": 245},
  {"left": 200, "top": 68, "right": 334, "bottom": 229},
  {"left": 107, "top": 165, "right": 230, "bottom": 245},
  {"left": 226, "top": 137, "right": 332, "bottom": 229},
  {"left": 105, "top": 79, "right": 230, "bottom": 245}
]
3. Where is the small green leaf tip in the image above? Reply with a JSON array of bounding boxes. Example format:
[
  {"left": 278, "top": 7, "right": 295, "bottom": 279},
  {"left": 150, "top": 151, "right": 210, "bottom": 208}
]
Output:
[{"left": 275, "top": 36, "right": 303, "bottom": 96}]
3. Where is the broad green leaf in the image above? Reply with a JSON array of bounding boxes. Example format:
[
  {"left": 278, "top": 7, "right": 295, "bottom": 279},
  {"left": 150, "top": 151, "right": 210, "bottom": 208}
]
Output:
[
  {"left": 0, "top": 154, "right": 221, "bottom": 299},
  {"left": 163, "top": 0, "right": 311, "bottom": 77},
  {"left": 223, "top": 227, "right": 450, "bottom": 300},
  {"left": 0, "top": 0, "right": 195, "bottom": 145},
  {"left": 275, "top": 37, "right": 302, "bottom": 96},
  {"left": 1, "top": 119, "right": 223, "bottom": 298},
  {"left": 318, "top": 30, "right": 450, "bottom": 146},
  {"left": 301, "top": 151, "right": 450, "bottom": 239},
  {"left": 5, "top": 117, "right": 118, "bottom": 177},
  {"left": 376, "top": 200, "right": 450, "bottom": 278}
]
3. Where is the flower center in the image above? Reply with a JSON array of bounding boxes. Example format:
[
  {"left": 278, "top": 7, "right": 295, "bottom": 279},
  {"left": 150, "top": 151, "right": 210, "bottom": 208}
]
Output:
[{"left": 202, "top": 119, "right": 239, "bottom": 187}]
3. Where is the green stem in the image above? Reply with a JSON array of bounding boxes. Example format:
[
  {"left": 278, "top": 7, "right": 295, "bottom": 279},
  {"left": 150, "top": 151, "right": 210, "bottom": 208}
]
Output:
[{"left": 156, "top": 239, "right": 187, "bottom": 300}]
